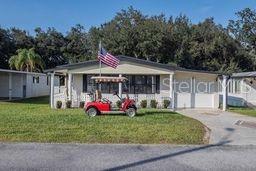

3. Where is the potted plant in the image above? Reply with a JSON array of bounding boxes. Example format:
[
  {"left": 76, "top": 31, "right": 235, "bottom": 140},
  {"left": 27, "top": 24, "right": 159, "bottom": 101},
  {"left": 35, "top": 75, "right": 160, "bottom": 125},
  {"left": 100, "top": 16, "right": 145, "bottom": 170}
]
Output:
[
  {"left": 140, "top": 100, "right": 147, "bottom": 108},
  {"left": 66, "top": 100, "right": 72, "bottom": 108},
  {"left": 56, "top": 101, "right": 62, "bottom": 109}
]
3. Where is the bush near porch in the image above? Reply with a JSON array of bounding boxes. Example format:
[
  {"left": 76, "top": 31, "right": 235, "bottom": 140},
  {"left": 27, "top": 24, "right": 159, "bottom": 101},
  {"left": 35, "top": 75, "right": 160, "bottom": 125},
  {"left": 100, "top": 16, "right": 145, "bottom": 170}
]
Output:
[{"left": 0, "top": 97, "right": 205, "bottom": 144}]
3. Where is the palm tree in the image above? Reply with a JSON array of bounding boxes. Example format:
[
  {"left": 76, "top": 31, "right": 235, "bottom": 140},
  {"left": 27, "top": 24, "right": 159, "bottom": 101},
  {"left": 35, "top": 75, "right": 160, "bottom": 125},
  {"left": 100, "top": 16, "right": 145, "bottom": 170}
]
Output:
[{"left": 9, "top": 48, "right": 44, "bottom": 72}]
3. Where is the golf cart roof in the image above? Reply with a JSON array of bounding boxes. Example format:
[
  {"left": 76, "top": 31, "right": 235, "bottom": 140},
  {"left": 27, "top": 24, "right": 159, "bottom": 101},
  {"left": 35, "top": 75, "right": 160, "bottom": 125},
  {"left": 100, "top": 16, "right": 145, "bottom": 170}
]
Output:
[{"left": 91, "top": 76, "right": 128, "bottom": 83}]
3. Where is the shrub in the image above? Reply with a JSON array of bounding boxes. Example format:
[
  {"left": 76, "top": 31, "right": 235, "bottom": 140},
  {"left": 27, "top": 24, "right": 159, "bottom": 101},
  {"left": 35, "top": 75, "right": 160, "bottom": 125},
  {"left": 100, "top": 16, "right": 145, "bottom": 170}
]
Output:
[
  {"left": 56, "top": 101, "right": 62, "bottom": 109},
  {"left": 150, "top": 99, "right": 158, "bottom": 108},
  {"left": 79, "top": 101, "right": 85, "bottom": 108},
  {"left": 66, "top": 100, "right": 72, "bottom": 108},
  {"left": 116, "top": 100, "right": 122, "bottom": 108},
  {"left": 140, "top": 100, "right": 147, "bottom": 108},
  {"left": 163, "top": 100, "right": 170, "bottom": 108}
]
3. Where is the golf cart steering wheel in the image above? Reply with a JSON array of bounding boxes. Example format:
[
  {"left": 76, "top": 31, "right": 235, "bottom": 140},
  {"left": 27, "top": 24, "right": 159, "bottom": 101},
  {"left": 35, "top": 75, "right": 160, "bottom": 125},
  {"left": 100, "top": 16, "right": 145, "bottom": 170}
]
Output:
[{"left": 102, "top": 98, "right": 112, "bottom": 104}]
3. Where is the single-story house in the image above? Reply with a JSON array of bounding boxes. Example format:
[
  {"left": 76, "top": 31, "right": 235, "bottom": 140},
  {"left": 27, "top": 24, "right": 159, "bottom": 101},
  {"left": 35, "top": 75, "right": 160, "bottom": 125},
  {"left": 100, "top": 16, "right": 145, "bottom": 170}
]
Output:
[
  {"left": 221, "top": 72, "right": 256, "bottom": 107},
  {"left": 0, "top": 69, "right": 50, "bottom": 100},
  {"left": 45, "top": 55, "right": 221, "bottom": 109}
]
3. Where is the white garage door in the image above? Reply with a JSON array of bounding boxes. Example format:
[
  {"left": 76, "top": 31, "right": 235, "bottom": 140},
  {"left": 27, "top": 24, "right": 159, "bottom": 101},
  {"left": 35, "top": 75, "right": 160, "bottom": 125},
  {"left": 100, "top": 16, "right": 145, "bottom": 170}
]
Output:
[
  {"left": 194, "top": 94, "right": 213, "bottom": 108},
  {"left": 176, "top": 93, "right": 214, "bottom": 108},
  {"left": 176, "top": 93, "right": 191, "bottom": 108}
]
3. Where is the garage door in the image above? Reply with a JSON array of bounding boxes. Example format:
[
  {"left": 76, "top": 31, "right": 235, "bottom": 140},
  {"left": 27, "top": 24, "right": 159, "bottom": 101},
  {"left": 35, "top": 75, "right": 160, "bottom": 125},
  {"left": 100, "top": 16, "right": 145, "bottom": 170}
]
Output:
[
  {"left": 176, "top": 93, "right": 191, "bottom": 108},
  {"left": 175, "top": 93, "right": 214, "bottom": 108},
  {"left": 174, "top": 75, "right": 219, "bottom": 109},
  {"left": 194, "top": 94, "right": 213, "bottom": 108}
]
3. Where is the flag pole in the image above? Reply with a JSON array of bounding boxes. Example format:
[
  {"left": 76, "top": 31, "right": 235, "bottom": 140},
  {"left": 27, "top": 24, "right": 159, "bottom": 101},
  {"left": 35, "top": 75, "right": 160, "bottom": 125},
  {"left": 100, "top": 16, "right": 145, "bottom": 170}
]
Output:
[
  {"left": 99, "top": 41, "right": 102, "bottom": 91},
  {"left": 99, "top": 41, "right": 102, "bottom": 77}
]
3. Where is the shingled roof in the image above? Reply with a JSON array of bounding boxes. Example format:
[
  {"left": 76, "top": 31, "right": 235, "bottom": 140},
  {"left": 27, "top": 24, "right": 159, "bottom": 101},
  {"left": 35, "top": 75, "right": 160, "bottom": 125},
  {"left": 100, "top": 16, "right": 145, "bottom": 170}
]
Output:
[
  {"left": 232, "top": 71, "right": 256, "bottom": 78},
  {"left": 44, "top": 55, "right": 219, "bottom": 75}
]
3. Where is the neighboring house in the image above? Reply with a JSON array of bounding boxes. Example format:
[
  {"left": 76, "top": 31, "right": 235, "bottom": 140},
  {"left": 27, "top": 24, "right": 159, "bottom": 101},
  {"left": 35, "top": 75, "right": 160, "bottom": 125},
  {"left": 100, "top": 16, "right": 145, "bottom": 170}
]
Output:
[
  {"left": 0, "top": 69, "right": 50, "bottom": 100},
  {"left": 222, "top": 72, "right": 256, "bottom": 107},
  {"left": 45, "top": 56, "right": 220, "bottom": 109}
]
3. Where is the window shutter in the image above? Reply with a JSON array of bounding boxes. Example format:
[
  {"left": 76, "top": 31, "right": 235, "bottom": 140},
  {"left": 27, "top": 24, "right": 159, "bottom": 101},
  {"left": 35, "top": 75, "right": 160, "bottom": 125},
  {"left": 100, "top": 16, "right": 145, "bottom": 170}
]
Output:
[{"left": 83, "top": 74, "right": 87, "bottom": 92}]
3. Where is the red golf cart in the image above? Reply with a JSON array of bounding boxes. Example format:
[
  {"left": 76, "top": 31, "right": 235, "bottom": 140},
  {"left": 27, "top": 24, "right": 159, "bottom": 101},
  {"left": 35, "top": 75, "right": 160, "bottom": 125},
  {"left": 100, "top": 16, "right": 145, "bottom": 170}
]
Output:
[{"left": 84, "top": 76, "right": 137, "bottom": 117}]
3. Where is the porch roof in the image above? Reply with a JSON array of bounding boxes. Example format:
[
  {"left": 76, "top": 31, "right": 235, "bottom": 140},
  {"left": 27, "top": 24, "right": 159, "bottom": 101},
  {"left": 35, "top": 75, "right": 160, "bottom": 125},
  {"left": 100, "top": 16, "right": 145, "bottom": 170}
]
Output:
[
  {"left": 232, "top": 71, "right": 256, "bottom": 78},
  {"left": 44, "top": 55, "right": 219, "bottom": 75},
  {"left": 0, "top": 68, "right": 46, "bottom": 76}
]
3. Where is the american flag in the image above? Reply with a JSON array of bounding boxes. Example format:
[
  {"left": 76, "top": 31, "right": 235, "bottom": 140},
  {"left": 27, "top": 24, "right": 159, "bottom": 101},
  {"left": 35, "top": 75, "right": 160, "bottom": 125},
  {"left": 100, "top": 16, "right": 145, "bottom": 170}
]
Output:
[{"left": 98, "top": 47, "right": 119, "bottom": 69}]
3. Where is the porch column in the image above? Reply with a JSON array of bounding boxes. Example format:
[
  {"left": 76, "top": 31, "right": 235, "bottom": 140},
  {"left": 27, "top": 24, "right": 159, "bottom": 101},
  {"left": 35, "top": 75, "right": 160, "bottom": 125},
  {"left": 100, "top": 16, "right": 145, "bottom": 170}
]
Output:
[
  {"left": 118, "top": 74, "right": 122, "bottom": 98},
  {"left": 170, "top": 74, "right": 175, "bottom": 110},
  {"left": 50, "top": 72, "right": 55, "bottom": 108},
  {"left": 152, "top": 76, "right": 155, "bottom": 93},
  {"left": 68, "top": 73, "right": 72, "bottom": 100},
  {"left": 8, "top": 73, "right": 12, "bottom": 100},
  {"left": 222, "top": 75, "right": 228, "bottom": 111}
]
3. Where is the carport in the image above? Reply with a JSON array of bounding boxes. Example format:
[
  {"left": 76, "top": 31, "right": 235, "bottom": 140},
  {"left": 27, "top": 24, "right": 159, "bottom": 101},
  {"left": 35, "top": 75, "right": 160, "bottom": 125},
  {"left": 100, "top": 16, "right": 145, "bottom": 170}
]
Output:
[{"left": 0, "top": 69, "right": 27, "bottom": 100}]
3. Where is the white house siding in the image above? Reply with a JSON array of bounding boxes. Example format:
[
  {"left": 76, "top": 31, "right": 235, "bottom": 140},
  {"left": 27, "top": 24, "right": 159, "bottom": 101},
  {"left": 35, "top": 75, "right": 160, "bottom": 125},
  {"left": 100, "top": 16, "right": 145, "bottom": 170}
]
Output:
[
  {"left": 69, "top": 62, "right": 172, "bottom": 75},
  {"left": 241, "top": 79, "right": 256, "bottom": 106},
  {"left": 0, "top": 70, "right": 50, "bottom": 99},
  {"left": 160, "top": 74, "right": 171, "bottom": 100},
  {"left": 224, "top": 78, "right": 256, "bottom": 107},
  {"left": 25, "top": 74, "right": 50, "bottom": 98}
]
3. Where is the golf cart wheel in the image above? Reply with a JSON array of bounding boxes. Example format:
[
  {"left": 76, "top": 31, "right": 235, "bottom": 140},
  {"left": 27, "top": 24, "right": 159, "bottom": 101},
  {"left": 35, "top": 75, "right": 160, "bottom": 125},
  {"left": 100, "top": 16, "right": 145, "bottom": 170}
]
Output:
[
  {"left": 87, "top": 107, "right": 98, "bottom": 117},
  {"left": 126, "top": 108, "right": 136, "bottom": 117}
]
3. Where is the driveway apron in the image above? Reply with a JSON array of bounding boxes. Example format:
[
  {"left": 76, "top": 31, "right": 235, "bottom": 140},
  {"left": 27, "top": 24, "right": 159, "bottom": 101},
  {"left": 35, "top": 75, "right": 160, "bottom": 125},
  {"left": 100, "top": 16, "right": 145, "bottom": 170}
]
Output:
[{"left": 178, "top": 109, "right": 256, "bottom": 145}]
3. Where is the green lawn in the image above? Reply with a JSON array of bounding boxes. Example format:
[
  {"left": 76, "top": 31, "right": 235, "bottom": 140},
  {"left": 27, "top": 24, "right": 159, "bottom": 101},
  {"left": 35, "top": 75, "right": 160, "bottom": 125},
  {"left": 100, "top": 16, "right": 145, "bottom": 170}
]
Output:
[
  {"left": 229, "top": 107, "right": 256, "bottom": 117},
  {"left": 0, "top": 97, "right": 205, "bottom": 144}
]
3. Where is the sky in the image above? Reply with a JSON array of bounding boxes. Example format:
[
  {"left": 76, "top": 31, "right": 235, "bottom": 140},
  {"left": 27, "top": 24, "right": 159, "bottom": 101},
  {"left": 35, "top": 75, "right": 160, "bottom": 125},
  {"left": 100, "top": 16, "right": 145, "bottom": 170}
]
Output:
[{"left": 0, "top": 0, "right": 255, "bottom": 35}]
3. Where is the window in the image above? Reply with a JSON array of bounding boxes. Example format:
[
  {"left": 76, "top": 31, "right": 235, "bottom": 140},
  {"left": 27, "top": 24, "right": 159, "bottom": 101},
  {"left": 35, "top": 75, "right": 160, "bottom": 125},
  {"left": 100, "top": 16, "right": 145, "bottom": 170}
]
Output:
[
  {"left": 83, "top": 74, "right": 97, "bottom": 93},
  {"left": 47, "top": 76, "right": 49, "bottom": 85},
  {"left": 83, "top": 74, "right": 87, "bottom": 92},
  {"left": 83, "top": 74, "right": 119, "bottom": 93},
  {"left": 59, "top": 76, "right": 65, "bottom": 86},
  {"left": 234, "top": 80, "right": 241, "bottom": 93},
  {"left": 82, "top": 74, "right": 160, "bottom": 94},
  {"left": 228, "top": 80, "right": 232, "bottom": 93},
  {"left": 123, "top": 75, "right": 160, "bottom": 94},
  {"left": 228, "top": 79, "right": 241, "bottom": 94},
  {"left": 33, "top": 76, "right": 39, "bottom": 84}
]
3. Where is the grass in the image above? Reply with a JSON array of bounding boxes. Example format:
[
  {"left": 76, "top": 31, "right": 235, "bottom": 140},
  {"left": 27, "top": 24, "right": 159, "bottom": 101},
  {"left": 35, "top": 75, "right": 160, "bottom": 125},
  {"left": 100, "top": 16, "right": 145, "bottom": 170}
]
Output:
[
  {"left": 229, "top": 107, "right": 256, "bottom": 117},
  {"left": 0, "top": 96, "right": 205, "bottom": 144}
]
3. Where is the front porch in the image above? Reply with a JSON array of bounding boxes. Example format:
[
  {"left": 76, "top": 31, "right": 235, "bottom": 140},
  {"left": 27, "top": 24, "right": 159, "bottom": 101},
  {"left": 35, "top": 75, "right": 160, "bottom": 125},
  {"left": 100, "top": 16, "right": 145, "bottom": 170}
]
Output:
[{"left": 50, "top": 73, "right": 174, "bottom": 109}]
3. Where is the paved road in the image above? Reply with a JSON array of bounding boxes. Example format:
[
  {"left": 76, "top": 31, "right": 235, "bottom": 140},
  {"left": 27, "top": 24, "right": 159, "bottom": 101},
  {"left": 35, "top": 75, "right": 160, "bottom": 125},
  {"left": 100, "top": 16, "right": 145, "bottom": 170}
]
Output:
[
  {"left": 178, "top": 109, "right": 256, "bottom": 145},
  {"left": 0, "top": 143, "right": 256, "bottom": 171}
]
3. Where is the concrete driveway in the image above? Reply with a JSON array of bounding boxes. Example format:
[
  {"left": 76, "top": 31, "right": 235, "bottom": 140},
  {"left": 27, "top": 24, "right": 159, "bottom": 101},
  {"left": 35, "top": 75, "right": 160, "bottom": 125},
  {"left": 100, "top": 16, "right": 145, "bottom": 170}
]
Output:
[{"left": 178, "top": 109, "right": 256, "bottom": 145}]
